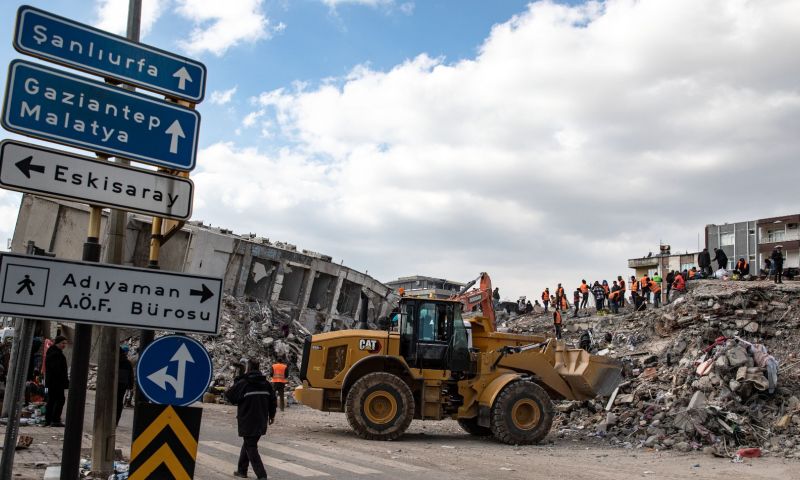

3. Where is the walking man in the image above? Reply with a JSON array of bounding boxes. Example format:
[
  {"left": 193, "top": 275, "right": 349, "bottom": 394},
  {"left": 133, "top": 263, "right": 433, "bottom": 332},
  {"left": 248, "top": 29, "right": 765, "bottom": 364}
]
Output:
[
  {"left": 698, "top": 248, "right": 712, "bottom": 277},
  {"left": 227, "top": 359, "right": 276, "bottom": 480},
  {"left": 116, "top": 345, "right": 134, "bottom": 426},
  {"left": 579, "top": 280, "right": 589, "bottom": 309},
  {"left": 271, "top": 359, "right": 288, "bottom": 411},
  {"left": 44, "top": 336, "right": 68, "bottom": 427}
]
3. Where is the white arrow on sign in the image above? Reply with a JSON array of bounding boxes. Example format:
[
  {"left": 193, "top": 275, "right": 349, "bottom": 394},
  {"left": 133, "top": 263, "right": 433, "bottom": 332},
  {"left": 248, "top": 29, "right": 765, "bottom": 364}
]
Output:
[
  {"left": 146, "top": 343, "right": 195, "bottom": 399},
  {"left": 173, "top": 67, "right": 193, "bottom": 91},
  {"left": 165, "top": 120, "right": 186, "bottom": 154}
]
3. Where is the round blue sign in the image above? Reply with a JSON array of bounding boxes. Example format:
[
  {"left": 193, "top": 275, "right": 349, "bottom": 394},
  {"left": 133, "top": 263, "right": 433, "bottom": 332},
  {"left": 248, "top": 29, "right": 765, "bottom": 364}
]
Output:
[{"left": 136, "top": 335, "right": 213, "bottom": 407}]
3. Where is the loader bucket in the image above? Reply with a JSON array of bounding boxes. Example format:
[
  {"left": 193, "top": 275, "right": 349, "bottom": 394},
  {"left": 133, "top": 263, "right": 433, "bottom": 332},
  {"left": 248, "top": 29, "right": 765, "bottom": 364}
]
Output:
[{"left": 555, "top": 347, "right": 623, "bottom": 400}]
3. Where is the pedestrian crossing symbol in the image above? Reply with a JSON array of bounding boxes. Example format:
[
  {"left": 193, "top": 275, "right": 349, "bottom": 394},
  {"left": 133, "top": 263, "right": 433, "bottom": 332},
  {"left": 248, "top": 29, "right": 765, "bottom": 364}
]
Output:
[
  {"left": 1, "top": 263, "right": 48, "bottom": 307},
  {"left": 129, "top": 403, "right": 202, "bottom": 480}
]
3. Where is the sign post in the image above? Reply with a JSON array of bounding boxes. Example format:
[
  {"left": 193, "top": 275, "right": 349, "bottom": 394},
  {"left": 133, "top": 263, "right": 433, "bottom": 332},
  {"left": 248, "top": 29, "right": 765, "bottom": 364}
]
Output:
[
  {"left": 0, "top": 140, "right": 194, "bottom": 220},
  {"left": 2, "top": 60, "right": 200, "bottom": 171}
]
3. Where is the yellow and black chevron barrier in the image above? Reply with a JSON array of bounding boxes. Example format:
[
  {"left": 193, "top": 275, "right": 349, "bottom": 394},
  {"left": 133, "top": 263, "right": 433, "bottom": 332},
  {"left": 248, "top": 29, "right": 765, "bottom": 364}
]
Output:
[{"left": 129, "top": 403, "right": 203, "bottom": 480}]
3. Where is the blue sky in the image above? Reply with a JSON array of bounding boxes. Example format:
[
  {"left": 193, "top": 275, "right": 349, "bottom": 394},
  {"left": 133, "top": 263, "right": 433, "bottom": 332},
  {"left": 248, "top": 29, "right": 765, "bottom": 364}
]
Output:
[{"left": 0, "top": 0, "right": 799, "bottom": 298}]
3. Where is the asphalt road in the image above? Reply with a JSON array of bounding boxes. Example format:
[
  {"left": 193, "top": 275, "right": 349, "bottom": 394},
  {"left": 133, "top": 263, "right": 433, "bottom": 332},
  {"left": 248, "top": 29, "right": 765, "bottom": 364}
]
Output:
[{"left": 95, "top": 394, "right": 798, "bottom": 480}]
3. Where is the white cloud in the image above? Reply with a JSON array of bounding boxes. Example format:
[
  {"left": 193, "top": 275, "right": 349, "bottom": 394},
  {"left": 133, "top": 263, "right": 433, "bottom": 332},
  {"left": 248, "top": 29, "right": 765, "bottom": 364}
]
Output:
[
  {"left": 242, "top": 109, "right": 266, "bottom": 127},
  {"left": 192, "top": 0, "right": 800, "bottom": 298},
  {"left": 175, "top": 0, "right": 268, "bottom": 56},
  {"left": 321, "top": 0, "right": 394, "bottom": 8},
  {"left": 94, "top": 0, "right": 165, "bottom": 37},
  {"left": 210, "top": 86, "right": 237, "bottom": 105}
]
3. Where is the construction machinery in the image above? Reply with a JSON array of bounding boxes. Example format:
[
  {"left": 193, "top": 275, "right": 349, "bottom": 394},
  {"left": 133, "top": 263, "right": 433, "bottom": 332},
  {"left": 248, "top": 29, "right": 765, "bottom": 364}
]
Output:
[{"left": 294, "top": 274, "right": 622, "bottom": 445}]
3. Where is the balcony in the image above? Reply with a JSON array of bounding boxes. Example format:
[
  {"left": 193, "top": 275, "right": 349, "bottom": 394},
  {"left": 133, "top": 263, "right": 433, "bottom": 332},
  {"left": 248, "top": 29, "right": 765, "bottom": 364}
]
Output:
[
  {"left": 628, "top": 257, "right": 660, "bottom": 268},
  {"left": 759, "top": 232, "right": 800, "bottom": 244}
]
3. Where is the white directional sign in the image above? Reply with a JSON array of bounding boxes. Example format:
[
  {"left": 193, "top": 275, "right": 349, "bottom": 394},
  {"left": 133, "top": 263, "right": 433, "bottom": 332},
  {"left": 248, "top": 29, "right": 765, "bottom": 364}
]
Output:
[
  {"left": 0, "top": 253, "right": 221, "bottom": 334},
  {"left": 0, "top": 140, "right": 193, "bottom": 220}
]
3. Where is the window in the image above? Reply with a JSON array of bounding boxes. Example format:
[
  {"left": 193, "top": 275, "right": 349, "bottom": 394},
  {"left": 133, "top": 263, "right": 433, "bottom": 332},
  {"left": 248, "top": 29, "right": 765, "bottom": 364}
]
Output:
[
  {"left": 720, "top": 233, "right": 734, "bottom": 246},
  {"left": 418, "top": 302, "right": 449, "bottom": 343},
  {"left": 767, "top": 229, "right": 785, "bottom": 243}
]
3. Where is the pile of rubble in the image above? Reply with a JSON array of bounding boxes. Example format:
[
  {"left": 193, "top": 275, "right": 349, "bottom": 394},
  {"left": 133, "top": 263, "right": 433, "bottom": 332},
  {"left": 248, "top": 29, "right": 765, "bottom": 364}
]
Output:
[
  {"left": 202, "top": 295, "right": 311, "bottom": 390},
  {"left": 506, "top": 280, "right": 800, "bottom": 457}
]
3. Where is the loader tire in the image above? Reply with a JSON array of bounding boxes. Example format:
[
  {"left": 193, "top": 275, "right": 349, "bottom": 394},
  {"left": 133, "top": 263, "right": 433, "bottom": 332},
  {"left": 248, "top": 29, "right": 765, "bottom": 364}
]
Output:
[
  {"left": 490, "top": 380, "right": 553, "bottom": 445},
  {"left": 457, "top": 417, "right": 492, "bottom": 437},
  {"left": 345, "top": 372, "right": 414, "bottom": 441}
]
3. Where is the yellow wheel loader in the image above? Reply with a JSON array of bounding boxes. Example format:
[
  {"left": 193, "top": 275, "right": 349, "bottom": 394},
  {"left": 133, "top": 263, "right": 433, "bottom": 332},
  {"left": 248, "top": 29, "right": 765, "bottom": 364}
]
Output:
[{"left": 294, "top": 297, "right": 621, "bottom": 444}]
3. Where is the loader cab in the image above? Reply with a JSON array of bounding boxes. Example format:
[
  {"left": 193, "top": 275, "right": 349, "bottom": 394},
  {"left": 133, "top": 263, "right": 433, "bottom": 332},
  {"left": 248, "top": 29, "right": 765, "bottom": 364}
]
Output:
[{"left": 398, "top": 299, "right": 472, "bottom": 374}]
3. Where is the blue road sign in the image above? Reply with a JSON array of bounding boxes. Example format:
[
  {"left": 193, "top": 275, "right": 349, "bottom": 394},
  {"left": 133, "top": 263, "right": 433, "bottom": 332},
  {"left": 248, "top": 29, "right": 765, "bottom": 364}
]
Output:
[
  {"left": 2, "top": 60, "right": 200, "bottom": 171},
  {"left": 14, "top": 5, "right": 207, "bottom": 103},
  {"left": 137, "top": 335, "right": 213, "bottom": 407}
]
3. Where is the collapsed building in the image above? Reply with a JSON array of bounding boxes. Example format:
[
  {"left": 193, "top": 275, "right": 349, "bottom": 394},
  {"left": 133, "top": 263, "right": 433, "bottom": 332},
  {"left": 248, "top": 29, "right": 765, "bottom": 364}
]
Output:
[{"left": 8, "top": 195, "right": 396, "bottom": 367}]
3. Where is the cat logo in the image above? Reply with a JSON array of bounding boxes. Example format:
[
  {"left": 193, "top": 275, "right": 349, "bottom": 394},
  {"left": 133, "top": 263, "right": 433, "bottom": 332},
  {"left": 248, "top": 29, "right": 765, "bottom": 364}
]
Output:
[{"left": 358, "top": 339, "right": 381, "bottom": 353}]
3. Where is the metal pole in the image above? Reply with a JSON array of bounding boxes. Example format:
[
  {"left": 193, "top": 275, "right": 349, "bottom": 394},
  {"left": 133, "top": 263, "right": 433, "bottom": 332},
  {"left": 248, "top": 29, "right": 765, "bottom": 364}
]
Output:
[
  {"left": 59, "top": 208, "right": 102, "bottom": 480},
  {"left": 0, "top": 242, "right": 39, "bottom": 477},
  {"left": 0, "top": 318, "right": 21, "bottom": 419},
  {"left": 89, "top": 0, "right": 141, "bottom": 472}
]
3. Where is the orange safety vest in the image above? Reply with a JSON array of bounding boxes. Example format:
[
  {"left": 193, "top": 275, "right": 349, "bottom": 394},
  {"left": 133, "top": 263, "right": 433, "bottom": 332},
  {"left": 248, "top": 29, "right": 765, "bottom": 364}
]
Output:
[
  {"left": 737, "top": 260, "right": 748, "bottom": 270},
  {"left": 556, "top": 287, "right": 564, "bottom": 298},
  {"left": 553, "top": 311, "right": 562, "bottom": 325},
  {"left": 560, "top": 297, "right": 568, "bottom": 310},
  {"left": 271, "top": 363, "right": 287, "bottom": 383},
  {"left": 649, "top": 280, "right": 661, "bottom": 294},
  {"left": 580, "top": 283, "right": 589, "bottom": 294},
  {"left": 641, "top": 277, "right": 649, "bottom": 288},
  {"left": 609, "top": 290, "right": 620, "bottom": 301},
  {"left": 630, "top": 280, "right": 638, "bottom": 292},
  {"left": 689, "top": 270, "right": 696, "bottom": 279},
  {"left": 542, "top": 290, "right": 549, "bottom": 302},
  {"left": 602, "top": 285, "right": 609, "bottom": 294},
  {"left": 619, "top": 280, "right": 626, "bottom": 291}
]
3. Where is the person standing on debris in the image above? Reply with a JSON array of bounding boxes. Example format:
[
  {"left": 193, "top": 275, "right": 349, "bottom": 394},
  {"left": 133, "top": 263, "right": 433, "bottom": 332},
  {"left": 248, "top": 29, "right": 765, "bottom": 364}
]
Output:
[
  {"left": 271, "top": 360, "right": 288, "bottom": 411},
  {"left": 617, "top": 276, "right": 626, "bottom": 308},
  {"left": 666, "top": 271, "right": 674, "bottom": 299},
  {"left": 712, "top": 248, "right": 729, "bottom": 271},
  {"left": 492, "top": 287, "right": 500, "bottom": 307},
  {"left": 44, "top": 336, "right": 68, "bottom": 427},
  {"left": 601, "top": 280, "right": 610, "bottom": 309},
  {"left": 116, "top": 345, "right": 134, "bottom": 426},
  {"left": 553, "top": 309, "right": 563, "bottom": 340},
  {"left": 629, "top": 276, "right": 639, "bottom": 307},
  {"left": 227, "top": 359, "right": 276, "bottom": 480},
  {"left": 572, "top": 289, "right": 580, "bottom": 317},
  {"left": 579, "top": 280, "right": 590, "bottom": 309},
  {"left": 591, "top": 281, "right": 605, "bottom": 311},
  {"left": 698, "top": 248, "right": 712, "bottom": 277},
  {"left": 771, "top": 246, "right": 784, "bottom": 284},
  {"left": 541, "top": 288, "right": 550, "bottom": 313},
  {"left": 649, "top": 278, "right": 662, "bottom": 308},
  {"left": 640, "top": 274, "right": 651, "bottom": 303},
  {"left": 608, "top": 282, "right": 621, "bottom": 314},
  {"left": 555, "top": 284, "right": 565, "bottom": 309}
]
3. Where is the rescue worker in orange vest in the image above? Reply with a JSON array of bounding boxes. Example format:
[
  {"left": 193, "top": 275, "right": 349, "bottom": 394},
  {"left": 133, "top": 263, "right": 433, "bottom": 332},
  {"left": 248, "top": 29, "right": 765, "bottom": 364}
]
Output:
[
  {"left": 560, "top": 295, "right": 569, "bottom": 312},
  {"left": 617, "top": 276, "right": 626, "bottom": 307},
  {"left": 555, "top": 284, "right": 565, "bottom": 310},
  {"left": 649, "top": 279, "right": 662, "bottom": 308},
  {"left": 608, "top": 283, "right": 621, "bottom": 314},
  {"left": 271, "top": 360, "right": 288, "bottom": 411},
  {"left": 640, "top": 275, "right": 651, "bottom": 303},
  {"left": 735, "top": 258, "right": 749, "bottom": 277},
  {"left": 553, "top": 309, "right": 563, "bottom": 340},
  {"left": 579, "top": 280, "right": 590, "bottom": 309},
  {"left": 629, "top": 276, "right": 639, "bottom": 308},
  {"left": 541, "top": 288, "right": 550, "bottom": 313},
  {"left": 688, "top": 267, "right": 697, "bottom": 280}
]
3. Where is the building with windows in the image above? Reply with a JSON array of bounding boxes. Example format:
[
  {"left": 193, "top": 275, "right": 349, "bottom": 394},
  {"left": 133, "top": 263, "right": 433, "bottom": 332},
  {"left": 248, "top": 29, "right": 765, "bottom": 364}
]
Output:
[
  {"left": 705, "top": 220, "right": 758, "bottom": 270},
  {"left": 707, "top": 214, "right": 799, "bottom": 274},
  {"left": 385, "top": 275, "right": 465, "bottom": 299},
  {"left": 628, "top": 251, "right": 700, "bottom": 278},
  {"left": 757, "top": 214, "right": 800, "bottom": 272}
]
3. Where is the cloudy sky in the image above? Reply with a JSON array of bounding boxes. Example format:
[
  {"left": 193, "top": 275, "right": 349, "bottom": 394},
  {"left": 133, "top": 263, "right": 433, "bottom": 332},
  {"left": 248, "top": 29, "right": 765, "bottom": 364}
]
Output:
[{"left": 0, "top": 0, "right": 798, "bottom": 300}]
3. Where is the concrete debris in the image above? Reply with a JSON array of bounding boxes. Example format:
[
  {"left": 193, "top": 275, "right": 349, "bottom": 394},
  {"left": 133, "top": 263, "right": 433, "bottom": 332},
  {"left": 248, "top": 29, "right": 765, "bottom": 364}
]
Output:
[{"left": 506, "top": 280, "right": 800, "bottom": 458}]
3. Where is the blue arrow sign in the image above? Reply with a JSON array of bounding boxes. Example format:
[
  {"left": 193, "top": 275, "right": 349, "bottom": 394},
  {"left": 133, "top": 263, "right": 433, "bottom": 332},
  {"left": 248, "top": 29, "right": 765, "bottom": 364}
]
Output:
[
  {"left": 14, "top": 5, "right": 207, "bottom": 103},
  {"left": 2, "top": 60, "right": 200, "bottom": 171},
  {"left": 137, "top": 335, "right": 213, "bottom": 406}
]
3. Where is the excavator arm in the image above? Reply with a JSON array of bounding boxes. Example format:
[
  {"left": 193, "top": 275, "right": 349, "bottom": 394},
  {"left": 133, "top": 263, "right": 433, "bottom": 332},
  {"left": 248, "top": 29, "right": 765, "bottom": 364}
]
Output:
[{"left": 450, "top": 272, "right": 496, "bottom": 331}]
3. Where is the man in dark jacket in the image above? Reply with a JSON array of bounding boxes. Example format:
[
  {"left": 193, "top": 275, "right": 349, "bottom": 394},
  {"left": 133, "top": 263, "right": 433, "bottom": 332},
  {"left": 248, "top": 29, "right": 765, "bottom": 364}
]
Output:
[
  {"left": 712, "top": 248, "right": 728, "bottom": 271},
  {"left": 44, "top": 336, "right": 69, "bottom": 427},
  {"left": 698, "top": 248, "right": 712, "bottom": 277},
  {"left": 226, "top": 359, "right": 276, "bottom": 480},
  {"left": 116, "top": 345, "right": 134, "bottom": 426},
  {"left": 771, "top": 246, "right": 785, "bottom": 284}
]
